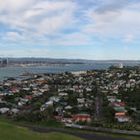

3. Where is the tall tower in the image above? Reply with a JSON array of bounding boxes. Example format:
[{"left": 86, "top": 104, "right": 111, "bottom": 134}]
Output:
[
  {"left": 6, "top": 58, "right": 9, "bottom": 66},
  {"left": 0, "top": 58, "right": 2, "bottom": 66},
  {"left": 1, "top": 58, "right": 8, "bottom": 66}
]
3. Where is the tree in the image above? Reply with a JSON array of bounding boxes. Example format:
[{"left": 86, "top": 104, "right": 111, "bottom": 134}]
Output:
[
  {"left": 41, "top": 105, "right": 54, "bottom": 121},
  {"left": 102, "top": 106, "right": 115, "bottom": 123}
]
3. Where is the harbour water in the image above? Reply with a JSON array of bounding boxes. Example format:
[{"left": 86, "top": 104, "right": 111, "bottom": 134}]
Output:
[
  {"left": 0, "top": 63, "right": 139, "bottom": 81},
  {"left": 0, "top": 64, "right": 110, "bottom": 81}
]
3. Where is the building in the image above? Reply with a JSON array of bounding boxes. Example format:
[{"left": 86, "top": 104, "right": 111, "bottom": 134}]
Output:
[{"left": 73, "top": 114, "right": 92, "bottom": 122}]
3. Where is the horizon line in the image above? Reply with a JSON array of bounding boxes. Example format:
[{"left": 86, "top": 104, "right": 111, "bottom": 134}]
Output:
[{"left": 0, "top": 57, "right": 140, "bottom": 61}]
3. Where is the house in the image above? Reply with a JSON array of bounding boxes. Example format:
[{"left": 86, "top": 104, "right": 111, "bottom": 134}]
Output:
[
  {"left": 33, "top": 92, "right": 43, "bottom": 97},
  {"left": 45, "top": 101, "right": 53, "bottom": 106},
  {"left": 55, "top": 106, "right": 63, "bottom": 115},
  {"left": 111, "top": 102, "right": 125, "bottom": 107},
  {"left": 22, "top": 88, "right": 30, "bottom": 91},
  {"left": 10, "top": 87, "right": 19, "bottom": 93},
  {"left": 61, "top": 117, "right": 73, "bottom": 123},
  {"left": 71, "top": 71, "right": 86, "bottom": 76},
  {"left": 25, "top": 95, "right": 33, "bottom": 100},
  {"left": 86, "top": 88, "right": 92, "bottom": 92},
  {"left": 77, "top": 98, "right": 85, "bottom": 104},
  {"left": 18, "top": 101, "right": 26, "bottom": 107},
  {"left": 0, "top": 107, "right": 10, "bottom": 114},
  {"left": 59, "top": 92, "right": 68, "bottom": 97},
  {"left": 49, "top": 96, "right": 60, "bottom": 102},
  {"left": 114, "top": 106, "right": 126, "bottom": 112},
  {"left": 73, "top": 114, "right": 92, "bottom": 122},
  {"left": 40, "top": 101, "right": 53, "bottom": 111},
  {"left": 115, "top": 112, "right": 130, "bottom": 123},
  {"left": 65, "top": 105, "right": 72, "bottom": 110},
  {"left": 107, "top": 96, "right": 116, "bottom": 102},
  {"left": 10, "top": 108, "right": 19, "bottom": 114}
]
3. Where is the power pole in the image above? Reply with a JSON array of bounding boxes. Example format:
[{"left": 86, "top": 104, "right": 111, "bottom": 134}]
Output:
[{"left": 94, "top": 82, "right": 102, "bottom": 121}]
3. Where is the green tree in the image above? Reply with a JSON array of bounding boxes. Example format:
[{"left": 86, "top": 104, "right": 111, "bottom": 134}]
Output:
[
  {"left": 102, "top": 106, "right": 115, "bottom": 123},
  {"left": 41, "top": 105, "right": 54, "bottom": 121}
]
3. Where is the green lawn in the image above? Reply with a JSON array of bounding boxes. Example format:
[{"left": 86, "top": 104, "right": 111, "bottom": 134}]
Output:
[{"left": 0, "top": 121, "right": 83, "bottom": 140}]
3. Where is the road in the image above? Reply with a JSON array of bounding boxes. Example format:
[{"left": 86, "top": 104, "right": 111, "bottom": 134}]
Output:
[{"left": 25, "top": 125, "right": 129, "bottom": 140}]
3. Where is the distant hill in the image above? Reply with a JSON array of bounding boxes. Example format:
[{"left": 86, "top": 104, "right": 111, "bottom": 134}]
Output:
[{"left": 1, "top": 58, "right": 140, "bottom": 65}]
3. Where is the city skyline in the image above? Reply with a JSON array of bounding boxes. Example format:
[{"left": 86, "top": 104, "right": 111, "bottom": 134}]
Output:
[{"left": 0, "top": 0, "right": 140, "bottom": 60}]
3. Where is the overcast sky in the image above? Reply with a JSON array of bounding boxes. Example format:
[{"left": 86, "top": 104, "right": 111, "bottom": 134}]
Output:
[{"left": 0, "top": 0, "right": 140, "bottom": 60}]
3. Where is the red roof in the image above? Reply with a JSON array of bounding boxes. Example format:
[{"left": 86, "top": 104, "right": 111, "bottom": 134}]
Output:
[
  {"left": 115, "top": 112, "right": 125, "bottom": 116},
  {"left": 25, "top": 95, "right": 33, "bottom": 100},
  {"left": 73, "top": 114, "right": 91, "bottom": 120},
  {"left": 112, "top": 102, "right": 125, "bottom": 107}
]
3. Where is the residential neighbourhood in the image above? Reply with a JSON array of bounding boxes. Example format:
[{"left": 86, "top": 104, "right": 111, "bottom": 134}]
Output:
[{"left": 0, "top": 66, "right": 140, "bottom": 130}]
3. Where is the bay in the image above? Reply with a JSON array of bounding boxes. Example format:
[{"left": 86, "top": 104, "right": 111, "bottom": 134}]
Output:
[{"left": 0, "top": 63, "right": 139, "bottom": 81}]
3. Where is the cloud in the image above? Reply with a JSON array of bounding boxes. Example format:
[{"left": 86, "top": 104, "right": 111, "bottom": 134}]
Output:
[
  {"left": 0, "top": 0, "right": 76, "bottom": 40},
  {"left": 2, "top": 32, "right": 23, "bottom": 43},
  {"left": 84, "top": 1, "right": 140, "bottom": 40},
  {"left": 0, "top": 0, "right": 34, "bottom": 12},
  {"left": 95, "top": 0, "right": 130, "bottom": 13},
  {"left": 52, "top": 33, "right": 92, "bottom": 46},
  {"left": 123, "top": 34, "right": 134, "bottom": 43},
  {"left": 0, "top": 48, "right": 50, "bottom": 57}
]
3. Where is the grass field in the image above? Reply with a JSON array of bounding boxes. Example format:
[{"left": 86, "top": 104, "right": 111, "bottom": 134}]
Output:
[{"left": 0, "top": 121, "right": 83, "bottom": 140}]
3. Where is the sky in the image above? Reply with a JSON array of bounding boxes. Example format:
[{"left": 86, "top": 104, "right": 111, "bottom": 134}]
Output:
[{"left": 0, "top": 0, "right": 140, "bottom": 60}]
